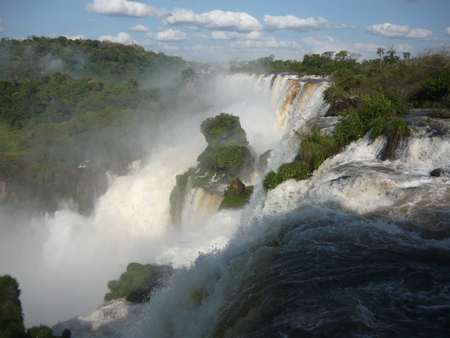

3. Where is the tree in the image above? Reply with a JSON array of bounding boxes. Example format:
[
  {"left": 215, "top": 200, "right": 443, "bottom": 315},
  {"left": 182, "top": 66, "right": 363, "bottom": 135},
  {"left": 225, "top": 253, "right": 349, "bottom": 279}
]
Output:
[
  {"left": 335, "top": 50, "right": 348, "bottom": 62},
  {"left": 403, "top": 52, "right": 411, "bottom": 61},
  {"left": 377, "top": 47, "right": 385, "bottom": 69}
]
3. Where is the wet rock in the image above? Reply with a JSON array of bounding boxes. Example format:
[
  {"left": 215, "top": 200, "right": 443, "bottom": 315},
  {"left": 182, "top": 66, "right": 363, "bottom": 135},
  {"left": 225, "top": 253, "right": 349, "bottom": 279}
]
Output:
[
  {"left": 325, "top": 98, "right": 357, "bottom": 117},
  {"left": 228, "top": 177, "right": 246, "bottom": 196},
  {"left": 430, "top": 168, "right": 450, "bottom": 177}
]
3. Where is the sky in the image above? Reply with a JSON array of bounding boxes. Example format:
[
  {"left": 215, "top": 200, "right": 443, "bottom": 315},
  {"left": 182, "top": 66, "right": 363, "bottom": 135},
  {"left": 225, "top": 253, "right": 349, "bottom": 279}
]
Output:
[{"left": 0, "top": 0, "right": 449, "bottom": 63}]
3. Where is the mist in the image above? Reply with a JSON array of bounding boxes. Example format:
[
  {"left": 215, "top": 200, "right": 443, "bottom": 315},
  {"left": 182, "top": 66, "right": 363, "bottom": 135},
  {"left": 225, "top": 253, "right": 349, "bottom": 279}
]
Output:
[{"left": 0, "top": 72, "right": 284, "bottom": 327}]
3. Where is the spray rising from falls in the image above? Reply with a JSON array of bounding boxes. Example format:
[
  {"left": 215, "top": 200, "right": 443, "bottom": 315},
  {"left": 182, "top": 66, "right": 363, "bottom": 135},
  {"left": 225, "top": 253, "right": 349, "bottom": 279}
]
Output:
[{"left": 4, "top": 73, "right": 450, "bottom": 337}]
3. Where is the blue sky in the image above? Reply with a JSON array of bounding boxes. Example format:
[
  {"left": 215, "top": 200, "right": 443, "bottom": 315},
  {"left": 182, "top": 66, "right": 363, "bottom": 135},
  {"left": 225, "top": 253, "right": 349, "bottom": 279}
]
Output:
[{"left": 1, "top": 0, "right": 449, "bottom": 63}]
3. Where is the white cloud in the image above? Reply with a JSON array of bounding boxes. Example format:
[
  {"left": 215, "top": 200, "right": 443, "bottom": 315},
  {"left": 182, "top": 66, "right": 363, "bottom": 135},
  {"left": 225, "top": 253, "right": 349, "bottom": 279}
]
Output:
[
  {"left": 163, "top": 8, "right": 263, "bottom": 32},
  {"left": 211, "top": 30, "right": 263, "bottom": 40},
  {"left": 302, "top": 36, "right": 335, "bottom": 46},
  {"left": 365, "top": 22, "right": 436, "bottom": 40},
  {"left": 129, "top": 24, "right": 151, "bottom": 32},
  {"left": 229, "top": 37, "right": 301, "bottom": 49},
  {"left": 264, "top": 15, "right": 328, "bottom": 31},
  {"left": 147, "top": 29, "right": 187, "bottom": 41},
  {"left": 162, "top": 45, "right": 180, "bottom": 51},
  {"left": 85, "top": 0, "right": 169, "bottom": 18},
  {"left": 442, "top": 27, "right": 450, "bottom": 37},
  {"left": 191, "top": 33, "right": 210, "bottom": 40},
  {"left": 99, "top": 32, "right": 138, "bottom": 44}
]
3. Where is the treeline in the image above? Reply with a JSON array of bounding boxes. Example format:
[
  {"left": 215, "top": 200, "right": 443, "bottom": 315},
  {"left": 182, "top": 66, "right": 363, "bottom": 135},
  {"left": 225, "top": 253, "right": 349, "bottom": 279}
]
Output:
[
  {"left": 0, "top": 36, "right": 187, "bottom": 86},
  {"left": 231, "top": 47, "right": 450, "bottom": 109}
]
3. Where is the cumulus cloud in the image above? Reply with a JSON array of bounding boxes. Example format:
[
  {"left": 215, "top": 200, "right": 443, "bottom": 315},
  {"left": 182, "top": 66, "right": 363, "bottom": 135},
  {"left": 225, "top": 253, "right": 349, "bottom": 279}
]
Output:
[
  {"left": 442, "top": 27, "right": 450, "bottom": 37},
  {"left": 163, "top": 8, "right": 263, "bottom": 32},
  {"left": 211, "top": 30, "right": 263, "bottom": 41},
  {"left": 302, "top": 36, "right": 335, "bottom": 46},
  {"left": 229, "top": 37, "right": 301, "bottom": 49},
  {"left": 263, "top": 15, "right": 351, "bottom": 32},
  {"left": 99, "top": 32, "right": 138, "bottom": 44},
  {"left": 129, "top": 24, "right": 151, "bottom": 32},
  {"left": 191, "top": 32, "right": 210, "bottom": 40},
  {"left": 365, "top": 22, "right": 436, "bottom": 40},
  {"left": 162, "top": 45, "right": 180, "bottom": 51},
  {"left": 147, "top": 29, "right": 187, "bottom": 41},
  {"left": 85, "top": 0, "right": 169, "bottom": 18},
  {"left": 264, "top": 15, "right": 328, "bottom": 31}
]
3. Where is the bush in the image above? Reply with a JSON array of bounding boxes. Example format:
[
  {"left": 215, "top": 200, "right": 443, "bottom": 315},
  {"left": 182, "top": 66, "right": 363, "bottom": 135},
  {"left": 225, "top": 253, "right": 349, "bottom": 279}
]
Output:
[
  {"left": 104, "top": 263, "right": 173, "bottom": 303},
  {"left": 0, "top": 275, "right": 25, "bottom": 338},
  {"left": 199, "top": 113, "right": 248, "bottom": 149},
  {"left": 219, "top": 185, "right": 254, "bottom": 210},
  {"left": 27, "top": 325, "right": 53, "bottom": 338}
]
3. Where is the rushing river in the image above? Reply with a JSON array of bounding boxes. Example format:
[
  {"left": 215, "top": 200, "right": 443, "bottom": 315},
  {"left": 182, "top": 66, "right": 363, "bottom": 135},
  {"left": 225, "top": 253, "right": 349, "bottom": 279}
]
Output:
[{"left": 2, "top": 73, "right": 450, "bottom": 337}]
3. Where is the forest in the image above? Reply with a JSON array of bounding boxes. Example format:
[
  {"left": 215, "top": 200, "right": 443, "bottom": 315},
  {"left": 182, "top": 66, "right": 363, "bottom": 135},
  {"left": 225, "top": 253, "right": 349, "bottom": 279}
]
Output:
[{"left": 0, "top": 37, "right": 449, "bottom": 215}]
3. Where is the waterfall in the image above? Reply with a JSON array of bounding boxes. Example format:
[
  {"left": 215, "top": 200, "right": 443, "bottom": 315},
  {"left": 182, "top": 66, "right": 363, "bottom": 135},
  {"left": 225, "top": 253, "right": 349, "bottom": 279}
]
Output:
[{"left": 2, "top": 73, "right": 450, "bottom": 337}]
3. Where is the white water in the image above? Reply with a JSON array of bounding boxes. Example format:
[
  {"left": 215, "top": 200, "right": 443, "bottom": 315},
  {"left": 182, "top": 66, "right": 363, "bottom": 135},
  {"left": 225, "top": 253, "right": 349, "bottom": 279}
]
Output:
[
  {"left": 0, "top": 74, "right": 328, "bottom": 329},
  {"left": 3, "top": 73, "right": 449, "bottom": 336}
]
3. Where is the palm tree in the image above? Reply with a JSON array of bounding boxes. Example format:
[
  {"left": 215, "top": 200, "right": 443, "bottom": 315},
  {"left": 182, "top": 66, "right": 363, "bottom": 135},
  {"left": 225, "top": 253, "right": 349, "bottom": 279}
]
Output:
[
  {"left": 377, "top": 47, "right": 385, "bottom": 69},
  {"left": 403, "top": 52, "right": 411, "bottom": 62}
]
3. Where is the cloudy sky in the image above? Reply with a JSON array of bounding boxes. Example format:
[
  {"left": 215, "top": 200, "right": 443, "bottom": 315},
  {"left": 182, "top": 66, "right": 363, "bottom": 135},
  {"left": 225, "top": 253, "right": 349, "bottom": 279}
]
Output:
[{"left": 1, "top": 0, "right": 449, "bottom": 63}]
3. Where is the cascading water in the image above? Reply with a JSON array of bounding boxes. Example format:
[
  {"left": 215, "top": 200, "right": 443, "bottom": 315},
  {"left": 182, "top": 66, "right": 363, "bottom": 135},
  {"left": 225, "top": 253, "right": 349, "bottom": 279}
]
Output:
[{"left": 2, "top": 73, "right": 450, "bottom": 337}]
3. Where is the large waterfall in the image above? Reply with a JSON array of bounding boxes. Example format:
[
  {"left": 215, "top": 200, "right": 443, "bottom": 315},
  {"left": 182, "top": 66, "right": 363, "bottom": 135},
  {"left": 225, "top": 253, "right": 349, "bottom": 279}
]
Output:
[{"left": 2, "top": 74, "right": 450, "bottom": 337}]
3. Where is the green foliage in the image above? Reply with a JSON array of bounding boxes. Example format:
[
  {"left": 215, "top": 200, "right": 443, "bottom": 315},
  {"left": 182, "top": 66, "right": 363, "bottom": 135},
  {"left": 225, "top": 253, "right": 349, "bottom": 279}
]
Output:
[
  {"left": 200, "top": 113, "right": 248, "bottom": 150},
  {"left": 215, "top": 146, "right": 253, "bottom": 177},
  {"left": 219, "top": 185, "right": 254, "bottom": 210},
  {"left": 104, "top": 263, "right": 172, "bottom": 303},
  {"left": 0, "top": 37, "right": 187, "bottom": 86},
  {"left": 105, "top": 263, "right": 154, "bottom": 302},
  {"left": 263, "top": 128, "right": 338, "bottom": 191},
  {"left": 27, "top": 325, "right": 53, "bottom": 338},
  {"left": 333, "top": 109, "right": 365, "bottom": 146},
  {"left": 0, "top": 275, "right": 25, "bottom": 338}
]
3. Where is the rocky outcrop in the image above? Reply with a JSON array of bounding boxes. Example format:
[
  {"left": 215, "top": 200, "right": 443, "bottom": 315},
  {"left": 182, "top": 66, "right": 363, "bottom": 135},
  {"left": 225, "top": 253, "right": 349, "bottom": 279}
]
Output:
[
  {"left": 170, "top": 113, "right": 255, "bottom": 227},
  {"left": 430, "top": 168, "right": 450, "bottom": 177}
]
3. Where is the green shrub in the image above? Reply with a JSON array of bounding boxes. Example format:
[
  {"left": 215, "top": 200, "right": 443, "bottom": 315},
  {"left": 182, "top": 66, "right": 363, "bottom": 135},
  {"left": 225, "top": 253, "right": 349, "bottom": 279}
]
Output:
[
  {"left": 104, "top": 263, "right": 172, "bottom": 303},
  {"left": 27, "top": 325, "right": 53, "bottom": 338},
  {"left": 0, "top": 275, "right": 25, "bottom": 338},
  {"left": 219, "top": 185, "right": 254, "bottom": 210},
  {"left": 199, "top": 113, "right": 248, "bottom": 149},
  {"left": 216, "top": 145, "right": 253, "bottom": 178}
]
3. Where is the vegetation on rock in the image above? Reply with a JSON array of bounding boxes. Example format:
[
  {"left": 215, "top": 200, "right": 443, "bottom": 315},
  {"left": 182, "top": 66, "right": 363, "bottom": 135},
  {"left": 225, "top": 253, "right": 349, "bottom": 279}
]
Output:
[
  {"left": 170, "top": 113, "right": 255, "bottom": 226},
  {"left": 105, "top": 263, "right": 173, "bottom": 303}
]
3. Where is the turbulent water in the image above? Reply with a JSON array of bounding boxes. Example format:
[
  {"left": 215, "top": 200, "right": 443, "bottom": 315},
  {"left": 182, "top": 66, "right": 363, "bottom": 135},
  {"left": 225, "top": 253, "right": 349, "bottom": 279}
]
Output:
[{"left": 2, "top": 74, "right": 450, "bottom": 337}]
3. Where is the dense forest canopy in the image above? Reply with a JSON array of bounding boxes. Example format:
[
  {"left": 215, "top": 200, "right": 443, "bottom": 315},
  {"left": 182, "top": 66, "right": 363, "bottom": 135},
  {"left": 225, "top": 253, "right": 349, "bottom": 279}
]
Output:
[{"left": 0, "top": 36, "right": 188, "bottom": 86}]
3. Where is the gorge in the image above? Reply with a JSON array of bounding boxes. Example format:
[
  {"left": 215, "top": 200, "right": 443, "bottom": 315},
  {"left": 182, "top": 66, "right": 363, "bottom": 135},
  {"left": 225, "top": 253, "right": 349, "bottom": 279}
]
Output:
[{"left": 2, "top": 72, "right": 450, "bottom": 337}]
